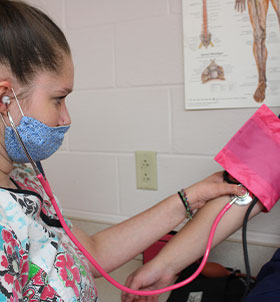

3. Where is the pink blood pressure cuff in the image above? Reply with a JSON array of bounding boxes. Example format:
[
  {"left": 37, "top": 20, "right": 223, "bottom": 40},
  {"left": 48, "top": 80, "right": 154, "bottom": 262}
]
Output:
[{"left": 215, "top": 104, "right": 280, "bottom": 212}]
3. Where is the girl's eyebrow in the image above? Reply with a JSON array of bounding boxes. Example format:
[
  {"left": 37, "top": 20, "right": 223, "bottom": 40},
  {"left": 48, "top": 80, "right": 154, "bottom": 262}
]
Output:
[{"left": 55, "top": 88, "right": 73, "bottom": 94}]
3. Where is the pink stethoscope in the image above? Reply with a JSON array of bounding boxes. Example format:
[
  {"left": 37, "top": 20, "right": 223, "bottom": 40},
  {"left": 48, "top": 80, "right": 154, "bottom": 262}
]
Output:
[{"left": 7, "top": 109, "right": 245, "bottom": 297}]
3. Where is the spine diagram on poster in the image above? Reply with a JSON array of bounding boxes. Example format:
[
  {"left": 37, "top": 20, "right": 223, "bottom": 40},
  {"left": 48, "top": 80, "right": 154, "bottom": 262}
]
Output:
[{"left": 199, "top": 0, "right": 214, "bottom": 48}]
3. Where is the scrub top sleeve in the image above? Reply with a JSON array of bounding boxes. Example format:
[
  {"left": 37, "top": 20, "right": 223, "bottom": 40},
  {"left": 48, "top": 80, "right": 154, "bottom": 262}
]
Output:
[{"left": 0, "top": 225, "right": 26, "bottom": 300}]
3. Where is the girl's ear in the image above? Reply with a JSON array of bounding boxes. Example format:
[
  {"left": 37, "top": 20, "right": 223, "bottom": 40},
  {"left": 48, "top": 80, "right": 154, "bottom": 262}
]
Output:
[{"left": 0, "top": 81, "right": 12, "bottom": 113}]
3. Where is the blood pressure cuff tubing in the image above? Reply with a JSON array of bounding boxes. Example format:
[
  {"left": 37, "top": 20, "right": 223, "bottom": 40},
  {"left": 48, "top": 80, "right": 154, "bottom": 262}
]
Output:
[{"left": 215, "top": 104, "right": 280, "bottom": 212}]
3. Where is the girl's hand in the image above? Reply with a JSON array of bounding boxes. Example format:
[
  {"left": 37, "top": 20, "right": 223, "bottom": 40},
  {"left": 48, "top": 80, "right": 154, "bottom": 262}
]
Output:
[{"left": 183, "top": 171, "right": 245, "bottom": 210}]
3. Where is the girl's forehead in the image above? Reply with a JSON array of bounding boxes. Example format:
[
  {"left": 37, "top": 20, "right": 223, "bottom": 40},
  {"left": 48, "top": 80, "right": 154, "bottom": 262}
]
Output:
[{"left": 33, "top": 56, "right": 74, "bottom": 93}]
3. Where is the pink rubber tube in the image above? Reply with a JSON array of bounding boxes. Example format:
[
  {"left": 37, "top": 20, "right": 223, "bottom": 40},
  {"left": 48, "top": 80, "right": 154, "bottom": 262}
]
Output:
[{"left": 38, "top": 174, "right": 233, "bottom": 296}]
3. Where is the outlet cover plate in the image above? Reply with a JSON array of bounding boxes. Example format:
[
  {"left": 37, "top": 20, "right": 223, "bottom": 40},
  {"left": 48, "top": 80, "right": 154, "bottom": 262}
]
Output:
[{"left": 135, "top": 151, "right": 158, "bottom": 190}]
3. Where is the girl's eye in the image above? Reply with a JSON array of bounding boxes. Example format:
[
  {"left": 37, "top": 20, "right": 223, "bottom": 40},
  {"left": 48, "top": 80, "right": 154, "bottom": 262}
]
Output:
[{"left": 55, "top": 96, "right": 66, "bottom": 105}]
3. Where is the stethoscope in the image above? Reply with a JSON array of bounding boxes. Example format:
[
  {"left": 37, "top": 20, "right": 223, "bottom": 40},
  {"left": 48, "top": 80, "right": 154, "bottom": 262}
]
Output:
[{"left": 5, "top": 102, "right": 254, "bottom": 296}]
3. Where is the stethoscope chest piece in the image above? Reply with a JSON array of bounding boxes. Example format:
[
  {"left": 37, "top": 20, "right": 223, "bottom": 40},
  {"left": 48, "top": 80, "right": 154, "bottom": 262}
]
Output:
[{"left": 232, "top": 185, "right": 253, "bottom": 206}]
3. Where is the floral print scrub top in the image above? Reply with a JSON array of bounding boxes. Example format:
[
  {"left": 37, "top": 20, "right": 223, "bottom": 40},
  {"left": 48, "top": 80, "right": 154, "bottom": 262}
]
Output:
[{"left": 0, "top": 164, "right": 98, "bottom": 301}]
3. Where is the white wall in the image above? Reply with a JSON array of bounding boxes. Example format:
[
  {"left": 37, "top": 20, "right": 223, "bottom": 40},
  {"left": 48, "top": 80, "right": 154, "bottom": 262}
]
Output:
[{"left": 25, "top": 0, "right": 280, "bottom": 247}]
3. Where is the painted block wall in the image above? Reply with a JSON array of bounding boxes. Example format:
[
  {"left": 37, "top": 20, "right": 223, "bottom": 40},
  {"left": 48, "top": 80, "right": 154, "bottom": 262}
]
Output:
[{"left": 25, "top": 0, "right": 280, "bottom": 246}]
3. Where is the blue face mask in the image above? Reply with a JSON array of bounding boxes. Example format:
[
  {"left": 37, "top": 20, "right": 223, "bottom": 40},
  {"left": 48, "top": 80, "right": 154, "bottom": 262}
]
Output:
[
  {"left": 2, "top": 90, "right": 70, "bottom": 163},
  {"left": 5, "top": 116, "right": 70, "bottom": 163}
]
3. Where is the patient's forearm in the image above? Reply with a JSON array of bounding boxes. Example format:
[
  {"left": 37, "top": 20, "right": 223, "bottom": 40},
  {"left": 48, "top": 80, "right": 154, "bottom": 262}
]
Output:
[{"left": 153, "top": 195, "right": 264, "bottom": 275}]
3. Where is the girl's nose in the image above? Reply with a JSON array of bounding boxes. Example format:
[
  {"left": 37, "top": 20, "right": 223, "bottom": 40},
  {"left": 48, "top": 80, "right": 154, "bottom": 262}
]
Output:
[{"left": 59, "top": 103, "right": 71, "bottom": 126}]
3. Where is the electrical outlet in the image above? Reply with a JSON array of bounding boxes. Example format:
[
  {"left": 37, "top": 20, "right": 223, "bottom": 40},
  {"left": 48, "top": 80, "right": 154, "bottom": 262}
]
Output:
[{"left": 135, "top": 151, "right": 158, "bottom": 190}]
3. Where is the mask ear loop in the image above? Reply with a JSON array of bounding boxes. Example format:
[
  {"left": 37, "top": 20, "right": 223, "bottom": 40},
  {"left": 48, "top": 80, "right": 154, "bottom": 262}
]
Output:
[
  {"left": 11, "top": 88, "right": 24, "bottom": 117},
  {"left": 0, "top": 114, "right": 7, "bottom": 127}
]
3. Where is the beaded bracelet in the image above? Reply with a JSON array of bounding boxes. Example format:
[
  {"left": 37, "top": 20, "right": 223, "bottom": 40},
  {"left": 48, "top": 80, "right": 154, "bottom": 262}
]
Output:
[{"left": 178, "top": 189, "right": 193, "bottom": 220}]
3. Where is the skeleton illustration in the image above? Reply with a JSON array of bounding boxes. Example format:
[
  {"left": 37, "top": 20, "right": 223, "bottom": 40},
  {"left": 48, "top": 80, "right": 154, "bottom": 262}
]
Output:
[
  {"left": 199, "top": 0, "right": 214, "bottom": 48},
  {"left": 235, "top": 0, "right": 280, "bottom": 102},
  {"left": 201, "top": 60, "right": 225, "bottom": 83}
]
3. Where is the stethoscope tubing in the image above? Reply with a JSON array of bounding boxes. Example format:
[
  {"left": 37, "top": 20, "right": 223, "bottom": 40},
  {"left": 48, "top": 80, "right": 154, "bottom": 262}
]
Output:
[{"left": 38, "top": 173, "right": 233, "bottom": 296}]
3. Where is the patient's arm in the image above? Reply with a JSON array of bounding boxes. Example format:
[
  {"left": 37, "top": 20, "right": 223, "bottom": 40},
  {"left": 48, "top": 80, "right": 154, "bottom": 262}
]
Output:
[{"left": 122, "top": 195, "right": 264, "bottom": 302}]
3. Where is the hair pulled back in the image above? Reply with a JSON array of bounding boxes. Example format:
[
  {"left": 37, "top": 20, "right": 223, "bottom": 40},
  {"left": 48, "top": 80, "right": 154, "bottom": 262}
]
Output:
[{"left": 0, "top": 0, "right": 70, "bottom": 84}]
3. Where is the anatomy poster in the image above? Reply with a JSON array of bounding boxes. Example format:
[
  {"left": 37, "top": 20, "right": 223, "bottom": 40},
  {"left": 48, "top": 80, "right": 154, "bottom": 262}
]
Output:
[{"left": 183, "top": 0, "right": 280, "bottom": 110}]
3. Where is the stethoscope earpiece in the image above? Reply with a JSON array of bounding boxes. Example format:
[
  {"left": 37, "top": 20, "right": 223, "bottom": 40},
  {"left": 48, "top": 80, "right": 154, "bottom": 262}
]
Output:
[{"left": 2, "top": 96, "right": 11, "bottom": 105}]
